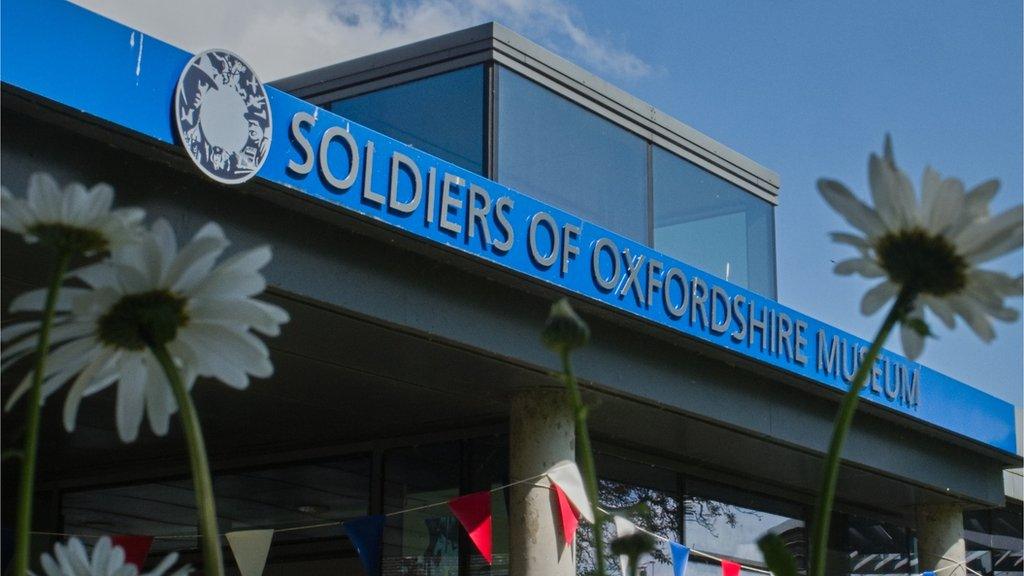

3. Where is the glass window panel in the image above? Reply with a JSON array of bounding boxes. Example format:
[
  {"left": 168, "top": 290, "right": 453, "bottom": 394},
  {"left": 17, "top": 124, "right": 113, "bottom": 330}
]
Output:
[
  {"left": 331, "top": 65, "right": 486, "bottom": 175},
  {"left": 653, "top": 146, "right": 777, "bottom": 297},
  {"left": 383, "top": 442, "right": 463, "bottom": 576},
  {"left": 497, "top": 67, "right": 649, "bottom": 242},
  {"left": 578, "top": 455, "right": 681, "bottom": 576},
  {"left": 684, "top": 482, "right": 805, "bottom": 575},
  {"left": 964, "top": 505, "right": 1023, "bottom": 576},
  {"left": 467, "top": 435, "right": 511, "bottom": 576},
  {"left": 846, "top": 515, "right": 915, "bottom": 576},
  {"left": 61, "top": 454, "right": 372, "bottom": 571}
]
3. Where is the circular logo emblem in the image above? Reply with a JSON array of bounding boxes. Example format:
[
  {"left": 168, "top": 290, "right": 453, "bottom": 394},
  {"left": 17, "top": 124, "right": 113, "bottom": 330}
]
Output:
[{"left": 174, "top": 49, "right": 271, "bottom": 184}]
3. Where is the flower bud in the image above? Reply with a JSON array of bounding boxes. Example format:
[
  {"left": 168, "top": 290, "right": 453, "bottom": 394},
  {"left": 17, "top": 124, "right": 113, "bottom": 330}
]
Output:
[
  {"left": 610, "top": 531, "right": 657, "bottom": 575},
  {"left": 542, "top": 298, "right": 590, "bottom": 353}
]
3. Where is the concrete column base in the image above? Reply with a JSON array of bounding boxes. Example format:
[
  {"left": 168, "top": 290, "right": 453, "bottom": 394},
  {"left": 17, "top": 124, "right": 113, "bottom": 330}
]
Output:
[
  {"left": 916, "top": 503, "right": 966, "bottom": 576},
  {"left": 509, "top": 388, "right": 577, "bottom": 576}
]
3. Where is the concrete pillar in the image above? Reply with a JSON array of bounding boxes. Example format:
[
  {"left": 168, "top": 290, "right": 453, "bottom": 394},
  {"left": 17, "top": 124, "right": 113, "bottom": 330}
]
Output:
[
  {"left": 509, "top": 388, "right": 576, "bottom": 576},
  {"left": 916, "top": 503, "right": 966, "bottom": 576}
]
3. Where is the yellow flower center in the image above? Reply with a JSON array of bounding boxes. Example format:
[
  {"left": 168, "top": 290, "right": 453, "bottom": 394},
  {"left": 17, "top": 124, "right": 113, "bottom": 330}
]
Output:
[
  {"left": 875, "top": 228, "right": 967, "bottom": 297},
  {"left": 97, "top": 291, "right": 189, "bottom": 350}
]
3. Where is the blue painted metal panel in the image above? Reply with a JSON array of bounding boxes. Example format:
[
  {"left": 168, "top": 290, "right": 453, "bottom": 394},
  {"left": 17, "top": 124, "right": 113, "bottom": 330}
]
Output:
[{"left": 2, "top": 0, "right": 1017, "bottom": 453}]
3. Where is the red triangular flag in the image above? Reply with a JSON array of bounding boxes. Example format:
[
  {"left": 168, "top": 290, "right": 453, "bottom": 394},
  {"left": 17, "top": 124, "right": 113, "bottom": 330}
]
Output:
[
  {"left": 722, "top": 560, "right": 741, "bottom": 576},
  {"left": 551, "top": 482, "right": 579, "bottom": 545},
  {"left": 448, "top": 491, "right": 492, "bottom": 564},
  {"left": 111, "top": 535, "right": 153, "bottom": 569}
]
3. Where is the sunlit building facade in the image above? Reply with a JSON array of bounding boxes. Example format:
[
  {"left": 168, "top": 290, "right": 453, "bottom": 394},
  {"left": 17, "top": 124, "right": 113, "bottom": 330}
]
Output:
[{"left": 1, "top": 2, "right": 1021, "bottom": 576}]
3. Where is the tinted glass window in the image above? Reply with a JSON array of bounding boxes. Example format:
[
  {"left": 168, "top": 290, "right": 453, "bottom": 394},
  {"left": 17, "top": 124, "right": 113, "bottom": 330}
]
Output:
[
  {"left": 332, "top": 65, "right": 486, "bottom": 175},
  {"left": 964, "top": 505, "right": 1023, "bottom": 576},
  {"left": 61, "top": 455, "right": 373, "bottom": 572},
  {"left": 845, "top": 515, "right": 915, "bottom": 576},
  {"left": 497, "top": 67, "right": 649, "bottom": 242},
  {"left": 653, "top": 147, "right": 776, "bottom": 297},
  {"left": 684, "top": 481, "right": 806, "bottom": 576},
  {"left": 383, "top": 442, "right": 463, "bottom": 575}
]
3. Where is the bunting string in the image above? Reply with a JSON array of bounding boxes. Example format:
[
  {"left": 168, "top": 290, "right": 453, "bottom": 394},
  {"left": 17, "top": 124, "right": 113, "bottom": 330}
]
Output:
[
  {"left": 23, "top": 462, "right": 990, "bottom": 576},
  {"left": 25, "top": 465, "right": 572, "bottom": 542}
]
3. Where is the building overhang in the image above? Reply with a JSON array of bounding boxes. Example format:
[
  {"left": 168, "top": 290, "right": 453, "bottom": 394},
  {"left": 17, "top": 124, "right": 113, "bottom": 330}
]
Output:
[{"left": 2, "top": 0, "right": 1021, "bottom": 513}]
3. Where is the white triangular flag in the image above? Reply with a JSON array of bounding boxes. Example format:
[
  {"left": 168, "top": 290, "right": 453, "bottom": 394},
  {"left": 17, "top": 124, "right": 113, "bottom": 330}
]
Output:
[
  {"left": 226, "top": 529, "right": 274, "bottom": 576},
  {"left": 613, "top": 515, "right": 638, "bottom": 576},
  {"left": 545, "top": 460, "right": 594, "bottom": 523}
]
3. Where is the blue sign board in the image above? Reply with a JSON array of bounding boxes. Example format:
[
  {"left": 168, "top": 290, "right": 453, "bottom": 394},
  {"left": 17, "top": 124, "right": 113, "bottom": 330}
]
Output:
[{"left": 2, "top": 0, "right": 1017, "bottom": 453}]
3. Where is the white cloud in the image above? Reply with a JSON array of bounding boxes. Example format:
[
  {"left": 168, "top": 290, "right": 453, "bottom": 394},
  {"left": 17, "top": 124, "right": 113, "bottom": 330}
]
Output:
[{"left": 69, "top": 0, "right": 651, "bottom": 81}]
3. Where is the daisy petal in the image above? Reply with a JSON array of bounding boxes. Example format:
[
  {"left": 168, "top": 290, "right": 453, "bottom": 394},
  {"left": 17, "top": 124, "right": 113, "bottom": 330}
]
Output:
[
  {"left": 9, "top": 287, "right": 89, "bottom": 313},
  {"left": 921, "top": 295, "right": 956, "bottom": 329},
  {"left": 818, "top": 179, "right": 886, "bottom": 238},
  {"left": 949, "top": 295, "right": 996, "bottom": 342},
  {"left": 964, "top": 179, "right": 999, "bottom": 218},
  {"left": 834, "top": 257, "right": 885, "bottom": 278},
  {"left": 861, "top": 281, "right": 898, "bottom": 316},
  {"left": 143, "top": 352, "right": 176, "bottom": 436},
  {"left": 115, "top": 356, "right": 147, "bottom": 442},
  {"left": 926, "top": 178, "right": 965, "bottom": 235},
  {"left": 954, "top": 205, "right": 1023, "bottom": 259},
  {"left": 829, "top": 232, "right": 872, "bottom": 250},
  {"left": 900, "top": 320, "right": 925, "bottom": 360},
  {"left": 63, "top": 348, "right": 117, "bottom": 432}
]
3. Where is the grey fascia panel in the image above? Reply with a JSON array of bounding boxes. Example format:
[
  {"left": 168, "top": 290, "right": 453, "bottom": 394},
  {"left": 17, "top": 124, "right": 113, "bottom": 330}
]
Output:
[{"left": 272, "top": 22, "right": 780, "bottom": 203}]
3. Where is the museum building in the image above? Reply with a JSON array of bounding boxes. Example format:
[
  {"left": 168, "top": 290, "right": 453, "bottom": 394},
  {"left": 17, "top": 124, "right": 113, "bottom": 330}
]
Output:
[{"left": 1, "top": 1, "right": 1021, "bottom": 575}]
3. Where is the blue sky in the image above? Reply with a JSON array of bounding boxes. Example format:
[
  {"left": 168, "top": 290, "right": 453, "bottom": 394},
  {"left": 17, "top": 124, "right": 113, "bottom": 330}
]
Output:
[
  {"left": 75, "top": 0, "right": 1024, "bottom": 407},
  {"left": 574, "top": 0, "right": 1023, "bottom": 407}
]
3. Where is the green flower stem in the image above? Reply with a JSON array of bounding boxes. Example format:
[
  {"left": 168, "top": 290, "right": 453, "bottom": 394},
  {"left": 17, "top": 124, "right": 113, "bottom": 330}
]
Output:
[
  {"left": 809, "top": 290, "right": 913, "bottom": 576},
  {"left": 559, "top": 349, "right": 606, "bottom": 576},
  {"left": 152, "top": 345, "right": 224, "bottom": 576},
  {"left": 13, "top": 249, "right": 71, "bottom": 576}
]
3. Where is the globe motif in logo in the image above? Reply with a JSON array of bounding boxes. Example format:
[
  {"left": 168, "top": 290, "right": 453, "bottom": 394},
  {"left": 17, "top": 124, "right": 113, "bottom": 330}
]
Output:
[{"left": 174, "top": 49, "right": 271, "bottom": 184}]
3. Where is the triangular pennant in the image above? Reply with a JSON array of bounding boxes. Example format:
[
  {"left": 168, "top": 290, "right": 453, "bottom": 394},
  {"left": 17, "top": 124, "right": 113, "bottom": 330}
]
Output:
[
  {"left": 226, "top": 529, "right": 275, "bottom": 576},
  {"left": 343, "top": 515, "right": 385, "bottom": 575},
  {"left": 545, "top": 460, "right": 594, "bottom": 523},
  {"left": 613, "top": 515, "right": 638, "bottom": 576},
  {"left": 722, "top": 559, "right": 741, "bottom": 576},
  {"left": 670, "top": 542, "right": 690, "bottom": 576},
  {"left": 448, "top": 491, "right": 492, "bottom": 564},
  {"left": 551, "top": 482, "right": 579, "bottom": 545},
  {"left": 111, "top": 535, "right": 154, "bottom": 569}
]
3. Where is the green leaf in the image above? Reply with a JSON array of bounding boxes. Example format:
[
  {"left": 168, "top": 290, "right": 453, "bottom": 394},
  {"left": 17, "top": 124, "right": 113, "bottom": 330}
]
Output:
[
  {"left": 1, "top": 449, "right": 23, "bottom": 461},
  {"left": 758, "top": 533, "right": 798, "bottom": 576}
]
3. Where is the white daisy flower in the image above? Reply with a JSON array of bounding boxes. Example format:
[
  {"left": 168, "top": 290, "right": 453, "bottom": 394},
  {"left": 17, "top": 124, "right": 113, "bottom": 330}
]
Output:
[
  {"left": 34, "top": 537, "right": 190, "bottom": 576},
  {"left": 819, "top": 136, "right": 1023, "bottom": 359},
  {"left": 2, "top": 218, "right": 289, "bottom": 442},
  {"left": 1, "top": 172, "right": 144, "bottom": 254}
]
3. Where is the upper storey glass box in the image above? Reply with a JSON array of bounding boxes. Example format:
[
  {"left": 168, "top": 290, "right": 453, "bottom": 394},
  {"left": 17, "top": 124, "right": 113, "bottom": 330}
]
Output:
[{"left": 276, "top": 24, "right": 780, "bottom": 297}]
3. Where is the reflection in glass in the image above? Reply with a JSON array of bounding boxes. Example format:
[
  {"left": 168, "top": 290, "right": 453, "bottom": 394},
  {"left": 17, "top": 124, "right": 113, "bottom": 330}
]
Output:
[
  {"left": 497, "top": 67, "right": 649, "bottom": 242},
  {"left": 332, "top": 65, "right": 486, "bottom": 175},
  {"left": 466, "top": 436, "right": 511, "bottom": 576},
  {"left": 61, "top": 455, "right": 373, "bottom": 571},
  {"left": 653, "top": 147, "right": 776, "bottom": 297},
  {"left": 383, "top": 443, "right": 462, "bottom": 575},
  {"left": 579, "top": 453, "right": 681, "bottom": 576},
  {"left": 965, "top": 506, "right": 1023, "bottom": 576},
  {"left": 684, "top": 492, "right": 805, "bottom": 576},
  {"left": 845, "top": 515, "right": 915, "bottom": 576}
]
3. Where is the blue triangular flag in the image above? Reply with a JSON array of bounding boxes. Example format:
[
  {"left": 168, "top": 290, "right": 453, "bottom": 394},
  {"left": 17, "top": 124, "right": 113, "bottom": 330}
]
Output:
[
  {"left": 671, "top": 541, "right": 690, "bottom": 576},
  {"left": 343, "top": 515, "right": 385, "bottom": 575},
  {"left": 1, "top": 527, "right": 13, "bottom": 574}
]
